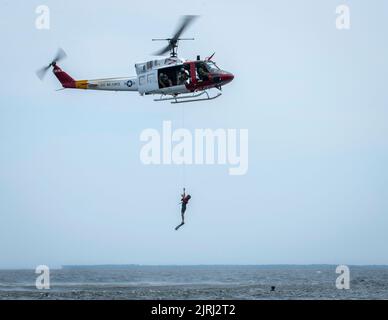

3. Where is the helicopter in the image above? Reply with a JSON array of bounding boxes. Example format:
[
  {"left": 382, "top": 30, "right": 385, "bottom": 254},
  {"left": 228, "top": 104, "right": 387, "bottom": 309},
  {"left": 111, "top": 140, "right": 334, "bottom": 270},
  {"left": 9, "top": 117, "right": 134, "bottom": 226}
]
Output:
[{"left": 36, "top": 16, "right": 234, "bottom": 104}]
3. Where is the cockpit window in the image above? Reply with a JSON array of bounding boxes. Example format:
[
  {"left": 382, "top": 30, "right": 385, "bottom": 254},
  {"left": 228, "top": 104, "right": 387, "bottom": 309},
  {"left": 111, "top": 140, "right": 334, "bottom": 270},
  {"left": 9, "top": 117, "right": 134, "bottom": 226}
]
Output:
[{"left": 205, "top": 61, "right": 220, "bottom": 72}]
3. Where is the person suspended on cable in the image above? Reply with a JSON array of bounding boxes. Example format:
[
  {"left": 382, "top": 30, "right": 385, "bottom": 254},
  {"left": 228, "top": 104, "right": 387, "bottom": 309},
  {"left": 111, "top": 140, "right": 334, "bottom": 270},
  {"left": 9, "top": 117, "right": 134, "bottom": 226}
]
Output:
[{"left": 175, "top": 188, "right": 191, "bottom": 231}]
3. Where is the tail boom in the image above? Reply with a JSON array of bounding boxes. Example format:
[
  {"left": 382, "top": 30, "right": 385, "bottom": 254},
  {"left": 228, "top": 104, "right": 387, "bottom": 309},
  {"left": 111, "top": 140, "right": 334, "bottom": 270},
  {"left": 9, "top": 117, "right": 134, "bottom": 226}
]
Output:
[{"left": 52, "top": 64, "right": 138, "bottom": 92}]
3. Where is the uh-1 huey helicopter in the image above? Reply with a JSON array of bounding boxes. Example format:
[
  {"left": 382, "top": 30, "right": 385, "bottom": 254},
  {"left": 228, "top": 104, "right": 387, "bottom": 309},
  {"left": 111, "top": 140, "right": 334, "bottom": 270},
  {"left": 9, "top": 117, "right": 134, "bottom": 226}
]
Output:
[{"left": 36, "top": 16, "right": 234, "bottom": 104}]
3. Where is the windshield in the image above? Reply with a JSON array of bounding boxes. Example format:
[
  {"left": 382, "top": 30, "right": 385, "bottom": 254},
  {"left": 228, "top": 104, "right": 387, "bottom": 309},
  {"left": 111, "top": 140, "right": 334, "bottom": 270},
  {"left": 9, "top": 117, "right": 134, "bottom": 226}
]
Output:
[{"left": 205, "top": 61, "right": 220, "bottom": 72}]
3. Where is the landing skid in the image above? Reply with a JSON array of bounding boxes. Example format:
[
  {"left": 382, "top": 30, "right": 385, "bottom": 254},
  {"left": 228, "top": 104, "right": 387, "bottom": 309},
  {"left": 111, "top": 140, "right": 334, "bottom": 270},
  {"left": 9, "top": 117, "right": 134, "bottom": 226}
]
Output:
[{"left": 154, "top": 90, "right": 222, "bottom": 104}]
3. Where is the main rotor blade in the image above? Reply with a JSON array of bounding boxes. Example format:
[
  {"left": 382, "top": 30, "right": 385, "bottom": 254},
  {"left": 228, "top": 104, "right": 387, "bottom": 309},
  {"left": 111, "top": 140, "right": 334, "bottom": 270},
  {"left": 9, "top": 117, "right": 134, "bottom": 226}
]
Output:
[
  {"left": 172, "top": 15, "right": 198, "bottom": 42},
  {"left": 154, "top": 43, "right": 172, "bottom": 56},
  {"left": 152, "top": 16, "right": 198, "bottom": 56}
]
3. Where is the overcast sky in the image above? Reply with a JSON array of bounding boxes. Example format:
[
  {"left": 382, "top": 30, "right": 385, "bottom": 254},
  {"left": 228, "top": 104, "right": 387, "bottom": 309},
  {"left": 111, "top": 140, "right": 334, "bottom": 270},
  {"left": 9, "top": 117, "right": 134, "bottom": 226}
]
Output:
[{"left": 0, "top": 0, "right": 387, "bottom": 268}]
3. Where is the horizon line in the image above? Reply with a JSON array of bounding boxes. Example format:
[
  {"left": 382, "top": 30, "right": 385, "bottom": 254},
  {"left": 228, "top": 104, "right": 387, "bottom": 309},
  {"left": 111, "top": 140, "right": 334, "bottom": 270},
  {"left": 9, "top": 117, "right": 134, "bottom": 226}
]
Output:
[{"left": 2, "top": 263, "right": 388, "bottom": 270}]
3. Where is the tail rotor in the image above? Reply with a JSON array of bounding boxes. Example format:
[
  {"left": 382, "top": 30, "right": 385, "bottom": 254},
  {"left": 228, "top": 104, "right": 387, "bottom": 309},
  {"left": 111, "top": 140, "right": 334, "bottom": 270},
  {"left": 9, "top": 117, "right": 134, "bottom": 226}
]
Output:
[{"left": 36, "top": 48, "right": 67, "bottom": 80}]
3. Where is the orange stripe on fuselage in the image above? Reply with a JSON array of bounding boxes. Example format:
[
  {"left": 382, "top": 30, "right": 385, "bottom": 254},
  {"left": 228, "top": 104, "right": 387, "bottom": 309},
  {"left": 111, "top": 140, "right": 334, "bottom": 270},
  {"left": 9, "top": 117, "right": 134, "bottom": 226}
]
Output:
[{"left": 75, "top": 80, "right": 88, "bottom": 89}]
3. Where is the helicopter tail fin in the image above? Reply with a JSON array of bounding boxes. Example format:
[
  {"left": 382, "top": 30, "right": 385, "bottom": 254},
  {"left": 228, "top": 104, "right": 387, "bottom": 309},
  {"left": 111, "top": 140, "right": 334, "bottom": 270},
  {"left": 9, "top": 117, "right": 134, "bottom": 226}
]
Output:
[{"left": 52, "top": 64, "right": 87, "bottom": 89}]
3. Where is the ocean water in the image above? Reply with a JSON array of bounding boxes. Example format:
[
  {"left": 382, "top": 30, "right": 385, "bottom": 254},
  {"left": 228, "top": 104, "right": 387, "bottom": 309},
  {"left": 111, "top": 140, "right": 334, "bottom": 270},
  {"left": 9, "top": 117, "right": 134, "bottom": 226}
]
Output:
[{"left": 0, "top": 265, "right": 387, "bottom": 300}]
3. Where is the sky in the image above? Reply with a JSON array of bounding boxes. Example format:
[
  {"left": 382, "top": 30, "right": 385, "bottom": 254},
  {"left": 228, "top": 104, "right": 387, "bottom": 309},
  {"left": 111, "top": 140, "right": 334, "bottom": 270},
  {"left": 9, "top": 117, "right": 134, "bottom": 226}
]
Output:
[{"left": 0, "top": 0, "right": 387, "bottom": 269}]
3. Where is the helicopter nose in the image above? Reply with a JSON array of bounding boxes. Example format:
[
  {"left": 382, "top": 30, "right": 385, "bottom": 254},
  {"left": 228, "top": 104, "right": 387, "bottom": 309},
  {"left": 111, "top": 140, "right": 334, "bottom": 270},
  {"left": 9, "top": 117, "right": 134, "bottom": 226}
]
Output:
[{"left": 221, "top": 72, "right": 234, "bottom": 84}]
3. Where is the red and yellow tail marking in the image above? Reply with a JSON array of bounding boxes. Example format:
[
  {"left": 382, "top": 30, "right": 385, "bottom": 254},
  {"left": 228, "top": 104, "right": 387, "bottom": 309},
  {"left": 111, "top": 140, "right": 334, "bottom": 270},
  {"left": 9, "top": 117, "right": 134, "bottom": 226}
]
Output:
[{"left": 75, "top": 80, "right": 88, "bottom": 89}]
